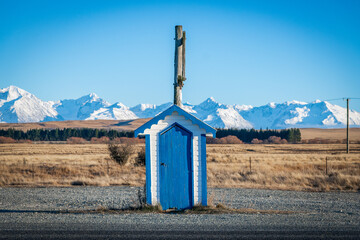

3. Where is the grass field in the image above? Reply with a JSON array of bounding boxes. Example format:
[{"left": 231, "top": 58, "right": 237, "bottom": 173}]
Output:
[
  {"left": 1, "top": 143, "right": 359, "bottom": 191},
  {"left": 207, "top": 144, "right": 360, "bottom": 191}
]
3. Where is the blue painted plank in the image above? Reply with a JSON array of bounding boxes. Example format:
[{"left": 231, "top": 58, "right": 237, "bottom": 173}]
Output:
[
  {"left": 145, "top": 134, "right": 151, "bottom": 205},
  {"left": 201, "top": 134, "right": 207, "bottom": 206},
  {"left": 159, "top": 123, "right": 193, "bottom": 210}
]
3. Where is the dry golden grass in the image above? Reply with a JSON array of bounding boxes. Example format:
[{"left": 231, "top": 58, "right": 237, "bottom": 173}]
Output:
[
  {"left": 0, "top": 143, "right": 359, "bottom": 191},
  {"left": 0, "top": 144, "right": 145, "bottom": 187},
  {"left": 300, "top": 128, "right": 360, "bottom": 141},
  {"left": 207, "top": 144, "right": 360, "bottom": 191}
]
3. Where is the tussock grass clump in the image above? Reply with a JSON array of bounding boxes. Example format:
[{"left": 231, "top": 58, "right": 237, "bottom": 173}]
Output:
[
  {"left": 135, "top": 147, "right": 146, "bottom": 166},
  {"left": 108, "top": 143, "right": 134, "bottom": 166}
]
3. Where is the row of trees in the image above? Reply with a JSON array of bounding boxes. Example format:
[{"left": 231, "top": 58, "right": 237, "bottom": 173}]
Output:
[
  {"left": 216, "top": 128, "right": 301, "bottom": 143},
  {"left": 0, "top": 127, "right": 301, "bottom": 143},
  {"left": 0, "top": 128, "right": 134, "bottom": 141}
]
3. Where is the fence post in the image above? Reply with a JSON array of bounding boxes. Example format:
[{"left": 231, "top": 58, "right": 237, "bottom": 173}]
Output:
[
  {"left": 249, "top": 157, "right": 252, "bottom": 173},
  {"left": 326, "top": 157, "right": 328, "bottom": 175}
]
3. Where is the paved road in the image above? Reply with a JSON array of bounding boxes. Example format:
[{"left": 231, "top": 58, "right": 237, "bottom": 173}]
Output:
[{"left": 0, "top": 187, "right": 359, "bottom": 239}]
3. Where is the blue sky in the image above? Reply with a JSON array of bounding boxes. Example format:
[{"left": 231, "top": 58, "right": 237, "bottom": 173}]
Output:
[{"left": 1, "top": 0, "right": 360, "bottom": 111}]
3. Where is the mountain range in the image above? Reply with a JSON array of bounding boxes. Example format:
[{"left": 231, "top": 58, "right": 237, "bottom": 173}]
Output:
[{"left": 1, "top": 86, "right": 360, "bottom": 129}]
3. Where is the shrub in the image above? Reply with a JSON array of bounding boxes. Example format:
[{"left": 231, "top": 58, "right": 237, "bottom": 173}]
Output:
[
  {"left": 268, "top": 136, "right": 282, "bottom": 144},
  {"left": 251, "top": 138, "right": 262, "bottom": 144},
  {"left": 222, "top": 135, "right": 243, "bottom": 144},
  {"left": 217, "top": 138, "right": 227, "bottom": 144},
  {"left": 90, "top": 136, "right": 110, "bottom": 144},
  {"left": 108, "top": 143, "right": 134, "bottom": 165},
  {"left": 0, "top": 136, "right": 16, "bottom": 143},
  {"left": 135, "top": 147, "right": 146, "bottom": 166},
  {"left": 206, "top": 137, "right": 216, "bottom": 144},
  {"left": 206, "top": 135, "right": 243, "bottom": 144},
  {"left": 251, "top": 136, "right": 287, "bottom": 144}
]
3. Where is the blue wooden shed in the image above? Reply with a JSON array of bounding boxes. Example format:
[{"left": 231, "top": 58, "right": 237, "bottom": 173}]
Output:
[{"left": 135, "top": 105, "right": 216, "bottom": 210}]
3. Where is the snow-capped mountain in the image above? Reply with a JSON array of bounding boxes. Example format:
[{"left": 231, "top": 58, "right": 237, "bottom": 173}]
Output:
[
  {"left": 190, "top": 97, "right": 253, "bottom": 129},
  {"left": 87, "top": 102, "right": 137, "bottom": 120},
  {"left": 239, "top": 100, "right": 360, "bottom": 129},
  {"left": 1, "top": 86, "right": 360, "bottom": 129},
  {"left": 130, "top": 103, "right": 172, "bottom": 119},
  {"left": 52, "top": 93, "right": 111, "bottom": 120},
  {"left": 0, "top": 86, "right": 60, "bottom": 123}
]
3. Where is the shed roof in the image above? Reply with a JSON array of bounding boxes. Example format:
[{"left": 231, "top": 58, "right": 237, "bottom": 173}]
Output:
[{"left": 134, "top": 104, "right": 216, "bottom": 137}]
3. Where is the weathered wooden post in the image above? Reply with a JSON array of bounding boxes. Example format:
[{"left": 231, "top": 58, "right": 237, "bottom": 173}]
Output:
[
  {"left": 325, "top": 157, "right": 328, "bottom": 175},
  {"left": 174, "top": 25, "right": 186, "bottom": 106},
  {"left": 135, "top": 26, "right": 216, "bottom": 210}
]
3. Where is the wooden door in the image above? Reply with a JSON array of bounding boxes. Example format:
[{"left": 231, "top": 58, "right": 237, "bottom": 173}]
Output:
[{"left": 159, "top": 123, "right": 192, "bottom": 210}]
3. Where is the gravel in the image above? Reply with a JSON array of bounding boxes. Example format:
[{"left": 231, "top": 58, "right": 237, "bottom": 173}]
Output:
[{"left": 0, "top": 187, "right": 359, "bottom": 239}]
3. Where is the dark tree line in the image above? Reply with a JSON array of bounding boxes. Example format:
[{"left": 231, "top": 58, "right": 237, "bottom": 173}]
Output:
[
  {"left": 0, "top": 127, "right": 301, "bottom": 143},
  {"left": 0, "top": 128, "right": 134, "bottom": 141},
  {"left": 216, "top": 128, "right": 301, "bottom": 143}
]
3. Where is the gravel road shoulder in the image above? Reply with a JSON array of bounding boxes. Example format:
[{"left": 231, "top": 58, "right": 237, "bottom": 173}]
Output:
[{"left": 0, "top": 187, "right": 359, "bottom": 239}]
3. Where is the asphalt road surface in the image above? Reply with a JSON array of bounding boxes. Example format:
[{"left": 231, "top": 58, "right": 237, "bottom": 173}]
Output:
[{"left": 0, "top": 187, "right": 359, "bottom": 239}]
